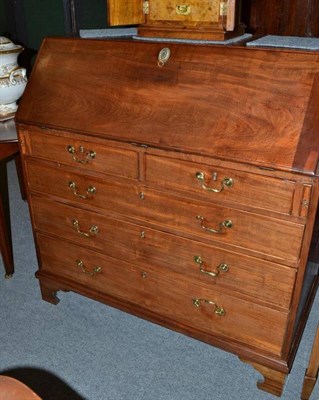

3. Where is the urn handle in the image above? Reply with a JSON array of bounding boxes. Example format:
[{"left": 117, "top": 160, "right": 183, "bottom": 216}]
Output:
[{"left": 9, "top": 66, "right": 26, "bottom": 85}]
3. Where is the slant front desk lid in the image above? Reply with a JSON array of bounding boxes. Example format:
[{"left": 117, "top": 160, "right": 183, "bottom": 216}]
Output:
[{"left": 16, "top": 37, "right": 319, "bottom": 175}]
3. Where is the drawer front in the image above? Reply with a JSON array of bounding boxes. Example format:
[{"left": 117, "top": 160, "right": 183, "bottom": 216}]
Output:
[
  {"left": 149, "top": 1, "right": 221, "bottom": 23},
  {"left": 31, "top": 195, "right": 296, "bottom": 309},
  {"left": 37, "top": 234, "right": 288, "bottom": 355},
  {"left": 26, "top": 160, "right": 141, "bottom": 210},
  {"left": 27, "top": 130, "right": 139, "bottom": 179},
  {"left": 140, "top": 189, "right": 304, "bottom": 264},
  {"left": 26, "top": 161, "right": 304, "bottom": 264},
  {"left": 145, "top": 154, "right": 296, "bottom": 214}
]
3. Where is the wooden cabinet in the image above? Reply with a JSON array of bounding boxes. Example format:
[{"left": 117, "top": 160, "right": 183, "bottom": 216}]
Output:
[
  {"left": 107, "top": 0, "right": 244, "bottom": 40},
  {"left": 248, "top": 0, "right": 319, "bottom": 37},
  {"left": 16, "top": 38, "right": 319, "bottom": 397}
]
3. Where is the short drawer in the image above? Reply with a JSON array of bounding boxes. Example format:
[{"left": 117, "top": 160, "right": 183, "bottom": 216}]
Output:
[
  {"left": 26, "top": 129, "right": 139, "bottom": 179},
  {"left": 37, "top": 234, "right": 288, "bottom": 356},
  {"left": 26, "top": 161, "right": 304, "bottom": 265},
  {"left": 31, "top": 195, "right": 296, "bottom": 310},
  {"left": 148, "top": 1, "right": 223, "bottom": 24},
  {"left": 145, "top": 154, "right": 296, "bottom": 214}
]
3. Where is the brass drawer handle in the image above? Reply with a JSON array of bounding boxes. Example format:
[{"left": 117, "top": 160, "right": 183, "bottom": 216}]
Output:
[
  {"left": 72, "top": 219, "right": 99, "bottom": 237},
  {"left": 67, "top": 145, "right": 96, "bottom": 164},
  {"left": 69, "top": 181, "right": 96, "bottom": 199},
  {"left": 192, "top": 298, "right": 225, "bottom": 316},
  {"left": 76, "top": 259, "right": 102, "bottom": 276},
  {"left": 194, "top": 256, "right": 229, "bottom": 277},
  {"left": 176, "top": 4, "right": 191, "bottom": 15},
  {"left": 196, "top": 215, "right": 233, "bottom": 234},
  {"left": 195, "top": 172, "right": 233, "bottom": 193}
]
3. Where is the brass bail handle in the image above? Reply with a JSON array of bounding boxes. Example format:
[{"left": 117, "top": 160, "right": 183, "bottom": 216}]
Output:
[
  {"left": 69, "top": 181, "right": 96, "bottom": 199},
  {"left": 192, "top": 298, "right": 226, "bottom": 316},
  {"left": 196, "top": 215, "right": 233, "bottom": 234},
  {"left": 176, "top": 4, "right": 191, "bottom": 15},
  {"left": 72, "top": 219, "right": 99, "bottom": 237},
  {"left": 195, "top": 172, "right": 234, "bottom": 193},
  {"left": 76, "top": 259, "right": 102, "bottom": 276},
  {"left": 67, "top": 144, "right": 96, "bottom": 164},
  {"left": 194, "top": 256, "right": 229, "bottom": 277}
]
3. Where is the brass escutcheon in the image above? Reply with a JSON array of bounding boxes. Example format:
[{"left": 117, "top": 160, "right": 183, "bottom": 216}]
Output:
[
  {"left": 141, "top": 271, "right": 148, "bottom": 279},
  {"left": 158, "top": 48, "right": 171, "bottom": 68}
]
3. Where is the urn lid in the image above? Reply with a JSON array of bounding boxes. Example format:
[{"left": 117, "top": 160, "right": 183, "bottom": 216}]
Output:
[{"left": 0, "top": 36, "right": 23, "bottom": 53}]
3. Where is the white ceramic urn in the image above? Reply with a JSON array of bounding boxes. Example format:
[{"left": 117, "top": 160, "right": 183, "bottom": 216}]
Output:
[{"left": 0, "top": 36, "right": 27, "bottom": 120}]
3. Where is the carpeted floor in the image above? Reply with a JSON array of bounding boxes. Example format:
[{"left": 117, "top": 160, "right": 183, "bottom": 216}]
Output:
[{"left": 0, "top": 160, "right": 318, "bottom": 400}]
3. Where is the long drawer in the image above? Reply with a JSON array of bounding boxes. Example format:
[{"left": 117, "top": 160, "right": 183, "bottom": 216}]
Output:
[
  {"left": 26, "top": 161, "right": 305, "bottom": 264},
  {"left": 31, "top": 195, "right": 296, "bottom": 309},
  {"left": 37, "top": 234, "right": 289, "bottom": 356},
  {"left": 145, "top": 154, "right": 297, "bottom": 214}
]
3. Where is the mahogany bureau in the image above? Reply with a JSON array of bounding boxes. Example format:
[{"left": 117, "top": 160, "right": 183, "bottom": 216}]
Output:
[{"left": 16, "top": 38, "right": 319, "bottom": 397}]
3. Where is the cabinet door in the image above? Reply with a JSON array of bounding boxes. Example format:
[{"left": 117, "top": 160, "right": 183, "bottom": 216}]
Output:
[{"left": 107, "top": 0, "right": 145, "bottom": 25}]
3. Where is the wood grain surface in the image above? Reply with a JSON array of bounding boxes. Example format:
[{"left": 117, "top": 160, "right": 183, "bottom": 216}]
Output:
[{"left": 16, "top": 38, "right": 319, "bottom": 175}]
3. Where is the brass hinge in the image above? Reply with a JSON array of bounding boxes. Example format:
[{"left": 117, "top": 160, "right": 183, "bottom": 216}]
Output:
[
  {"left": 220, "top": 1, "right": 228, "bottom": 16},
  {"left": 143, "top": 1, "right": 149, "bottom": 14}
]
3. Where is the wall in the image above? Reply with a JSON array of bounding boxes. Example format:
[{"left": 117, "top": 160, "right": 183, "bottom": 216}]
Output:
[
  {"left": 249, "top": 0, "right": 319, "bottom": 36},
  {"left": 23, "top": 0, "right": 66, "bottom": 50},
  {"left": 0, "top": 0, "right": 108, "bottom": 51},
  {"left": 0, "top": 0, "right": 8, "bottom": 35}
]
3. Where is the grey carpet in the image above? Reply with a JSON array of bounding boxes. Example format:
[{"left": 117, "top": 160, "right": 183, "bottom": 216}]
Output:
[
  {"left": 247, "top": 35, "right": 319, "bottom": 50},
  {"left": 131, "top": 33, "right": 253, "bottom": 45},
  {"left": 80, "top": 28, "right": 138, "bottom": 38},
  {"left": 0, "top": 160, "right": 318, "bottom": 400},
  {"left": 79, "top": 28, "right": 252, "bottom": 45}
]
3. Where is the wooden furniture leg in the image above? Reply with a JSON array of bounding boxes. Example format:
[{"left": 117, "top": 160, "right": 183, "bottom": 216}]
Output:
[
  {"left": 240, "top": 358, "right": 287, "bottom": 397},
  {"left": 14, "top": 154, "right": 27, "bottom": 200},
  {"left": 0, "top": 162, "right": 14, "bottom": 278},
  {"left": 38, "top": 279, "right": 61, "bottom": 305},
  {"left": 0, "top": 119, "right": 26, "bottom": 278},
  {"left": 301, "top": 324, "right": 319, "bottom": 400}
]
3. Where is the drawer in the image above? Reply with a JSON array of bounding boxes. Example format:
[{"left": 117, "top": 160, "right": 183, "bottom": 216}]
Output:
[
  {"left": 145, "top": 154, "right": 296, "bottom": 214},
  {"left": 31, "top": 195, "right": 296, "bottom": 309},
  {"left": 37, "top": 234, "right": 288, "bottom": 356},
  {"left": 26, "top": 160, "right": 143, "bottom": 216},
  {"left": 140, "top": 189, "right": 304, "bottom": 265},
  {"left": 26, "top": 161, "right": 304, "bottom": 264},
  {"left": 148, "top": 1, "right": 222, "bottom": 24},
  {"left": 27, "top": 129, "right": 139, "bottom": 179}
]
